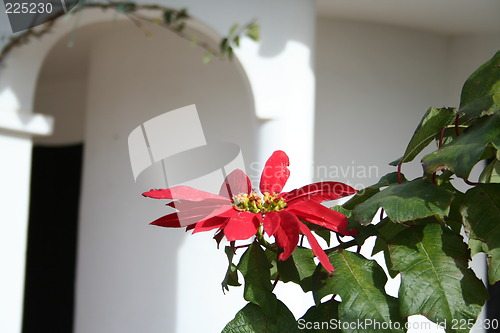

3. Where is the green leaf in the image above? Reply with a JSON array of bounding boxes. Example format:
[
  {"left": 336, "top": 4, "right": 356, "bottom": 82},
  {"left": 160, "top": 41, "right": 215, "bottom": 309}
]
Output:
[
  {"left": 163, "top": 10, "right": 174, "bottom": 24},
  {"left": 222, "top": 246, "right": 241, "bottom": 292},
  {"left": 387, "top": 223, "right": 488, "bottom": 332},
  {"left": 222, "top": 301, "right": 300, "bottom": 333},
  {"left": 422, "top": 114, "right": 500, "bottom": 179},
  {"left": 202, "top": 52, "right": 212, "bottom": 64},
  {"left": 479, "top": 158, "right": 500, "bottom": 183},
  {"left": 299, "top": 299, "right": 341, "bottom": 333},
  {"left": 176, "top": 8, "right": 189, "bottom": 20},
  {"left": 312, "top": 251, "right": 404, "bottom": 333},
  {"left": 220, "top": 38, "right": 229, "bottom": 53},
  {"left": 351, "top": 179, "right": 454, "bottom": 225},
  {"left": 115, "top": 2, "right": 136, "bottom": 13},
  {"left": 233, "top": 35, "right": 240, "bottom": 47},
  {"left": 459, "top": 51, "right": 500, "bottom": 119},
  {"left": 277, "top": 247, "right": 317, "bottom": 292},
  {"left": 372, "top": 219, "right": 408, "bottom": 278},
  {"left": 237, "top": 243, "right": 277, "bottom": 316},
  {"left": 390, "top": 107, "right": 456, "bottom": 166},
  {"left": 229, "top": 23, "right": 239, "bottom": 37},
  {"left": 468, "top": 238, "right": 487, "bottom": 257},
  {"left": 445, "top": 191, "right": 464, "bottom": 234},
  {"left": 246, "top": 23, "right": 260, "bottom": 41},
  {"left": 461, "top": 184, "right": 500, "bottom": 283},
  {"left": 343, "top": 172, "right": 406, "bottom": 210}
]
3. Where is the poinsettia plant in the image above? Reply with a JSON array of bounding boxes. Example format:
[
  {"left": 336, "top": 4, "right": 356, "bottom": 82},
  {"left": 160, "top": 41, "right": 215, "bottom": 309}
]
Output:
[{"left": 143, "top": 51, "right": 499, "bottom": 332}]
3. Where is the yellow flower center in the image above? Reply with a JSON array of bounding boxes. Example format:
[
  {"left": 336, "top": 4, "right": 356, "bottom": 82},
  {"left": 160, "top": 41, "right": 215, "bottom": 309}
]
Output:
[{"left": 232, "top": 192, "right": 287, "bottom": 213}]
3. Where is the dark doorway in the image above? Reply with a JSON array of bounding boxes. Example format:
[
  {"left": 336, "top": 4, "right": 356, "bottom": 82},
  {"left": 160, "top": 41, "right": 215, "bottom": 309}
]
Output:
[{"left": 22, "top": 144, "right": 83, "bottom": 333}]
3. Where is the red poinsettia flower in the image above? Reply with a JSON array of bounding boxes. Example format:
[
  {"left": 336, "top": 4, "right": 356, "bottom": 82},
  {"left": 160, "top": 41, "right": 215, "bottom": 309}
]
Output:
[{"left": 143, "top": 150, "right": 357, "bottom": 272}]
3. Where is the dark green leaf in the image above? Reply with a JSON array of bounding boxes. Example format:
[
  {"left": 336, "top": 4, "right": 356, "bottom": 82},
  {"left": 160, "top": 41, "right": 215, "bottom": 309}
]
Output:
[
  {"left": 459, "top": 51, "right": 500, "bottom": 119},
  {"left": 299, "top": 299, "right": 341, "bottom": 333},
  {"left": 314, "top": 229, "right": 331, "bottom": 246},
  {"left": 461, "top": 184, "right": 500, "bottom": 283},
  {"left": 372, "top": 219, "right": 408, "bottom": 278},
  {"left": 351, "top": 179, "right": 454, "bottom": 225},
  {"left": 233, "top": 35, "right": 240, "bottom": 47},
  {"left": 343, "top": 172, "right": 406, "bottom": 210},
  {"left": 390, "top": 107, "right": 456, "bottom": 166},
  {"left": 220, "top": 38, "right": 229, "bottom": 53},
  {"left": 265, "top": 248, "right": 279, "bottom": 280},
  {"left": 237, "top": 243, "right": 277, "bottom": 316},
  {"left": 176, "top": 8, "right": 189, "bottom": 20},
  {"left": 222, "top": 246, "right": 241, "bottom": 292},
  {"left": 445, "top": 191, "right": 464, "bottom": 233},
  {"left": 163, "top": 10, "right": 173, "bottom": 24},
  {"left": 312, "top": 251, "right": 404, "bottom": 332},
  {"left": 175, "top": 22, "right": 185, "bottom": 32},
  {"left": 222, "top": 301, "right": 300, "bottom": 333},
  {"left": 387, "top": 223, "right": 488, "bottom": 332},
  {"left": 277, "top": 247, "right": 317, "bottom": 292},
  {"left": 422, "top": 114, "right": 500, "bottom": 179},
  {"left": 479, "top": 158, "right": 500, "bottom": 183}
]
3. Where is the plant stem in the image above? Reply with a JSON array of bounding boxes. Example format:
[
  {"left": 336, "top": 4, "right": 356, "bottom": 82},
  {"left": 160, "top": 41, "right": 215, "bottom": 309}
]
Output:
[
  {"left": 271, "top": 274, "right": 280, "bottom": 291},
  {"left": 397, "top": 164, "right": 403, "bottom": 184}
]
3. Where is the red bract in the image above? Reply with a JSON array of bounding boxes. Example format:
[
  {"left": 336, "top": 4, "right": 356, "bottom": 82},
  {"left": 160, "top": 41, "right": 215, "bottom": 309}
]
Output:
[{"left": 143, "top": 150, "right": 357, "bottom": 272}]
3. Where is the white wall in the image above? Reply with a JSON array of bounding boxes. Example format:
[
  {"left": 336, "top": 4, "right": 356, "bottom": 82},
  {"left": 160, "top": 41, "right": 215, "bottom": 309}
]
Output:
[
  {"left": 33, "top": 79, "right": 87, "bottom": 145},
  {"left": 315, "top": 18, "right": 450, "bottom": 187},
  {"left": 75, "top": 21, "right": 256, "bottom": 333}
]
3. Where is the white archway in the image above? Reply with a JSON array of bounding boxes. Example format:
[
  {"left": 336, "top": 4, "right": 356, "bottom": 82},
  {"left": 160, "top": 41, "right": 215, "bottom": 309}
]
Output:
[
  {"left": 0, "top": 2, "right": 318, "bottom": 332},
  {"left": 0, "top": 10, "right": 258, "bottom": 333}
]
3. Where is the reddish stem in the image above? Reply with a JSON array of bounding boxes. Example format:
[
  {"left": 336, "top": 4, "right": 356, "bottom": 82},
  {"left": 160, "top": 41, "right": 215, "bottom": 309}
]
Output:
[
  {"left": 454, "top": 114, "right": 460, "bottom": 137},
  {"left": 432, "top": 172, "right": 437, "bottom": 185},
  {"left": 397, "top": 164, "right": 403, "bottom": 184},
  {"left": 464, "top": 178, "right": 479, "bottom": 186},
  {"left": 439, "top": 127, "right": 446, "bottom": 148},
  {"left": 379, "top": 208, "right": 385, "bottom": 221}
]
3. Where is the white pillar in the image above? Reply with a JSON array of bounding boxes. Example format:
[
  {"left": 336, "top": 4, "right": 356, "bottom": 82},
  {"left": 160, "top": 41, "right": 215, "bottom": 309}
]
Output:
[{"left": 0, "top": 108, "right": 53, "bottom": 333}]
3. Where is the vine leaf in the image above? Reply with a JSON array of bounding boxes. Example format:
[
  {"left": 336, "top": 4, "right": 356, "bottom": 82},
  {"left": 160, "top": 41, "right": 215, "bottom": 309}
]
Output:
[
  {"left": 390, "top": 107, "right": 456, "bottom": 166},
  {"left": 461, "top": 184, "right": 500, "bottom": 284},
  {"left": 422, "top": 114, "right": 500, "bottom": 179},
  {"left": 222, "top": 301, "right": 300, "bottom": 333},
  {"left": 312, "top": 250, "right": 404, "bottom": 333},
  {"left": 351, "top": 179, "right": 454, "bottom": 225},
  {"left": 387, "top": 223, "right": 488, "bottom": 332},
  {"left": 277, "top": 247, "right": 317, "bottom": 292},
  {"left": 299, "top": 299, "right": 341, "bottom": 333},
  {"left": 237, "top": 243, "right": 278, "bottom": 316},
  {"left": 245, "top": 23, "right": 260, "bottom": 41},
  {"left": 459, "top": 51, "right": 500, "bottom": 119}
]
